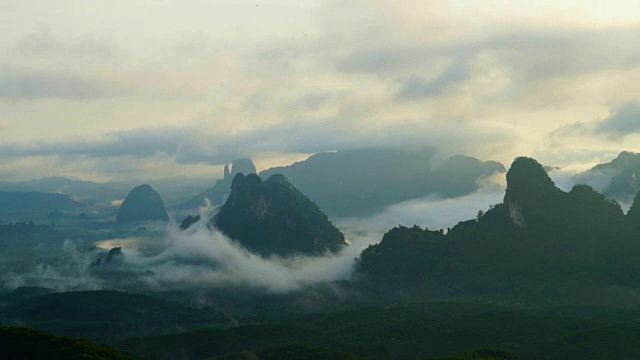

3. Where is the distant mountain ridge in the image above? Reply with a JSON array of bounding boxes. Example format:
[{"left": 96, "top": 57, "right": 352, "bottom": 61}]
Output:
[
  {"left": 0, "top": 191, "right": 83, "bottom": 216},
  {"left": 0, "top": 176, "right": 213, "bottom": 207},
  {"left": 575, "top": 151, "right": 640, "bottom": 203},
  {"left": 213, "top": 173, "right": 347, "bottom": 257},
  {"left": 260, "top": 148, "right": 505, "bottom": 217}
]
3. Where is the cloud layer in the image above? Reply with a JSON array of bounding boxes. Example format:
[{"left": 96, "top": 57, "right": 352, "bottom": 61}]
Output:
[{"left": 2, "top": 1, "right": 640, "bottom": 180}]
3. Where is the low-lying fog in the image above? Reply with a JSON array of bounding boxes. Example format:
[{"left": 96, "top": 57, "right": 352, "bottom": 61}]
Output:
[{"left": 2, "top": 177, "right": 509, "bottom": 294}]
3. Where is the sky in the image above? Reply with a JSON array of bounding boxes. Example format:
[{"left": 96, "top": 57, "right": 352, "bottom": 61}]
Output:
[{"left": 2, "top": 0, "right": 640, "bottom": 181}]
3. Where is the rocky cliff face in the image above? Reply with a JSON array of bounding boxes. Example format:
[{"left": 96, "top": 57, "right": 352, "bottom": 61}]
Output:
[
  {"left": 116, "top": 184, "right": 169, "bottom": 223},
  {"left": 213, "top": 173, "right": 347, "bottom": 257}
]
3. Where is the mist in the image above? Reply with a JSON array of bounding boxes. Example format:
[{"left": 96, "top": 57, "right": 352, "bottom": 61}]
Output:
[
  {"left": 1, "top": 205, "right": 378, "bottom": 294},
  {"left": 336, "top": 174, "right": 506, "bottom": 236}
]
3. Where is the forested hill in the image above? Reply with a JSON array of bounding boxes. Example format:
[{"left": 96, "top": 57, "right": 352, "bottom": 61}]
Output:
[{"left": 356, "top": 156, "right": 640, "bottom": 297}]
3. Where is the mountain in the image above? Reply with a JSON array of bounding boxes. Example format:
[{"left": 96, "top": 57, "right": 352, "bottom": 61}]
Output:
[
  {"left": 175, "top": 159, "right": 257, "bottom": 210},
  {"left": 116, "top": 184, "right": 169, "bottom": 223},
  {"left": 213, "top": 173, "right": 347, "bottom": 257},
  {"left": 575, "top": 151, "right": 640, "bottom": 203},
  {"left": 259, "top": 148, "right": 505, "bottom": 217},
  {"left": 0, "top": 191, "right": 84, "bottom": 216},
  {"left": 355, "top": 156, "right": 640, "bottom": 296}
]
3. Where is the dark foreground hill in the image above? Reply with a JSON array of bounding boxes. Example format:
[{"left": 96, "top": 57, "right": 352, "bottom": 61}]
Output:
[
  {"left": 356, "top": 156, "right": 640, "bottom": 298},
  {"left": 213, "top": 173, "right": 347, "bottom": 257},
  {"left": 260, "top": 148, "right": 505, "bottom": 217},
  {"left": 0, "top": 325, "right": 138, "bottom": 360},
  {"left": 116, "top": 184, "right": 169, "bottom": 223}
]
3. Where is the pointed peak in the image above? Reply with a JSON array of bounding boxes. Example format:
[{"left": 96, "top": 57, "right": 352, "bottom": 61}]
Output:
[
  {"left": 504, "top": 157, "right": 558, "bottom": 203},
  {"left": 507, "top": 157, "right": 555, "bottom": 186}
]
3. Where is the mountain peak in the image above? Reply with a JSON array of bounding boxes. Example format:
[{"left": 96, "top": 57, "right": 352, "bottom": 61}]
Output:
[
  {"left": 503, "top": 157, "right": 560, "bottom": 226},
  {"left": 505, "top": 157, "right": 556, "bottom": 198},
  {"left": 214, "top": 173, "right": 346, "bottom": 257}
]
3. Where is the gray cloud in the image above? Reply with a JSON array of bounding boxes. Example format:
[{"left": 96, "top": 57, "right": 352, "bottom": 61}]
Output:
[
  {"left": 0, "top": 112, "right": 511, "bottom": 176},
  {"left": 17, "top": 25, "right": 124, "bottom": 63},
  {"left": 2, "top": 126, "right": 196, "bottom": 159},
  {"left": 397, "top": 61, "right": 468, "bottom": 99},
  {"left": 336, "top": 47, "right": 435, "bottom": 74},
  {"left": 550, "top": 101, "right": 640, "bottom": 142},
  {"left": 0, "top": 66, "right": 114, "bottom": 100},
  {"left": 595, "top": 101, "right": 640, "bottom": 139}
]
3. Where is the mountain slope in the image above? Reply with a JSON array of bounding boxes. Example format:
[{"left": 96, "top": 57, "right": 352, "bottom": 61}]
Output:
[{"left": 213, "top": 173, "right": 347, "bottom": 256}]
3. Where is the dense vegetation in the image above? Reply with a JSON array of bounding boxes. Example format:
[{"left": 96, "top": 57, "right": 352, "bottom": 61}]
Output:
[
  {"left": 214, "top": 173, "right": 346, "bottom": 256},
  {"left": 0, "top": 325, "right": 138, "bottom": 359},
  {"left": 0, "top": 290, "right": 231, "bottom": 343}
]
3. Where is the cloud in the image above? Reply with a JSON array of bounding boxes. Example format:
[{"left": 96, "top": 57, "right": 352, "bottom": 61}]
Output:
[
  {"left": 0, "top": 68, "right": 111, "bottom": 100},
  {"left": 550, "top": 101, "right": 640, "bottom": 142},
  {"left": 0, "top": 112, "right": 511, "bottom": 177},
  {"left": 397, "top": 61, "right": 469, "bottom": 99},
  {"left": 16, "top": 25, "right": 123, "bottom": 62},
  {"left": 336, "top": 175, "right": 505, "bottom": 236},
  {"left": 595, "top": 101, "right": 640, "bottom": 139}
]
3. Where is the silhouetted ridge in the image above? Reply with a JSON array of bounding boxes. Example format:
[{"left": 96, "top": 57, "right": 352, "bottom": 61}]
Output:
[
  {"left": 214, "top": 173, "right": 346, "bottom": 257},
  {"left": 116, "top": 184, "right": 169, "bottom": 223}
]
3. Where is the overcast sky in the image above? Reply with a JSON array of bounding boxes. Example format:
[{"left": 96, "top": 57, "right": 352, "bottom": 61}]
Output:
[{"left": 2, "top": 0, "right": 640, "bottom": 181}]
